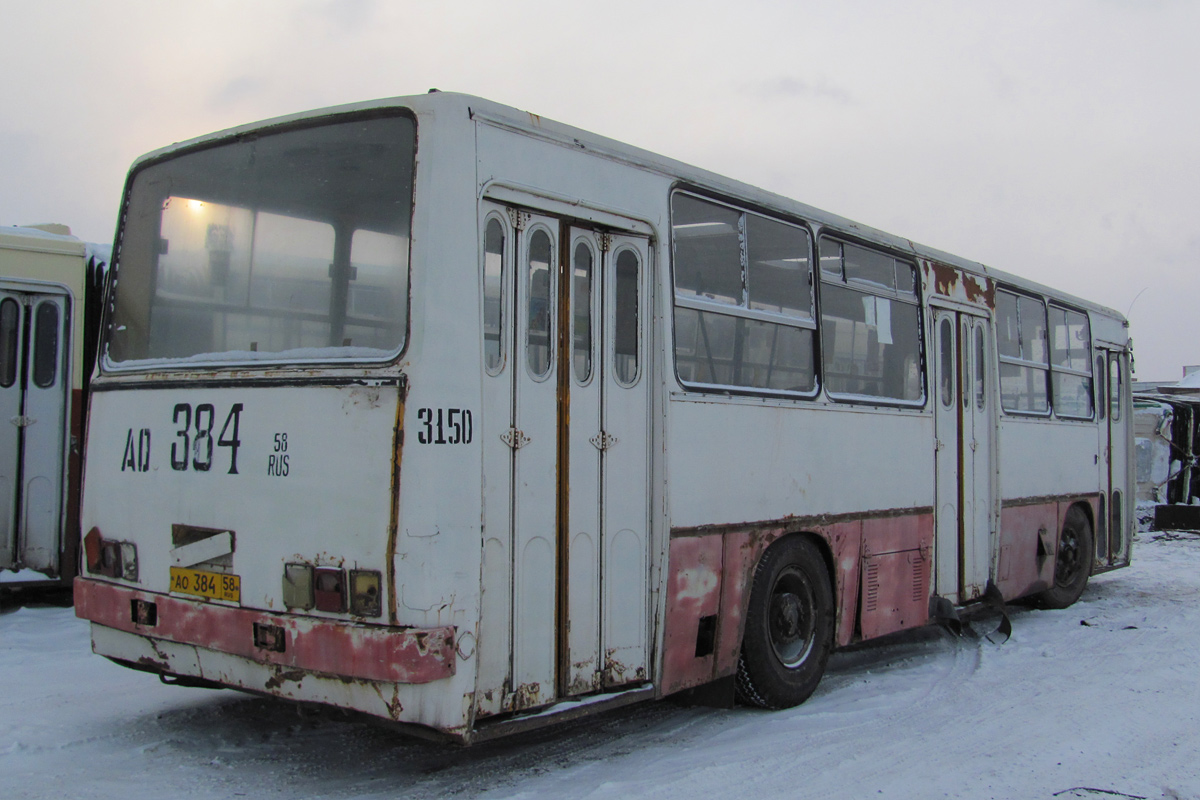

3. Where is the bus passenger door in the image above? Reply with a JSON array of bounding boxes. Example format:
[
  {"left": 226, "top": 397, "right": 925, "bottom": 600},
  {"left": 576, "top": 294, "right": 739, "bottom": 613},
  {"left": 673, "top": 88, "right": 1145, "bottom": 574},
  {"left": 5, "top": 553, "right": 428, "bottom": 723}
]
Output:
[
  {"left": 933, "top": 307, "right": 993, "bottom": 603},
  {"left": 563, "top": 228, "right": 603, "bottom": 694},
  {"left": 0, "top": 291, "right": 69, "bottom": 574},
  {"left": 509, "top": 211, "right": 561, "bottom": 709},
  {"left": 960, "top": 314, "right": 993, "bottom": 599},
  {"left": 476, "top": 205, "right": 562, "bottom": 715},
  {"left": 561, "top": 229, "right": 651, "bottom": 694},
  {"left": 0, "top": 292, "right": 25, "bottom": 570},
  {"left": 478, "top": 207, "right": 516, "bottom": 717},
  {"left": 1100, "top": 348, "right": 1130, "bottom": 566},
  {"left": 597, "top": 235, "right": 650, "bottom": 688}
]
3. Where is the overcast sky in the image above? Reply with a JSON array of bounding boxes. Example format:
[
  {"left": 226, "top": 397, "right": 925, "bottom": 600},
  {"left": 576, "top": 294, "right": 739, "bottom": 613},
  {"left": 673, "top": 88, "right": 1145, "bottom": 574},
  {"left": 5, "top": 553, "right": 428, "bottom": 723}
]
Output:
[{"left": 2, "top": 0, "right": 1196, "bottom": 380}]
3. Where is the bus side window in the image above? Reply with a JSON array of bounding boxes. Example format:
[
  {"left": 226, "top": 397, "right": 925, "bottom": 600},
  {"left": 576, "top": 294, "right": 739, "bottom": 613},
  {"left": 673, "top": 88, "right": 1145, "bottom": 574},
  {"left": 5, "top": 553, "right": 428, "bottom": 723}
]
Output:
[
  {"left": 0, "top": 298, "right": 18, "bottom": 388},
  {"left": 974, "top": 322, "right": 986, "bottom": 409},
  {"left": 483, "top": 218, "right": 506, "bottom": 374},
  {"left": 527, "top": 228, "right": 554, "bottom": 379},
  {"left": 671, "top": 192, "right": 816, "bottom": 394},
  {"left": 33, "top": 302, "right": 60, "bottom": 389},
  {"left": 613, "top": 248, "right": 639, "bottom": 386},
  {"left": 1109, "top": 354, "right": 1122, "bottom": 421},
  {"left": 819, "top": 239, "right": 922, "bottom": 403},
  {"left": 1096, "top": 354, "right": 1106, "bottom": 420},
  {"left": 1049, "top": 305, "right": 1094, "bottom": 420},
  {"left": 572, "top": 240, "right": 594, "bottom": 383},
  {"left": 996, "top": 289, "right": 1049, "bottom": 414},
  {"left": 939, "top": 317, "right": 953, "bottom": 407}
]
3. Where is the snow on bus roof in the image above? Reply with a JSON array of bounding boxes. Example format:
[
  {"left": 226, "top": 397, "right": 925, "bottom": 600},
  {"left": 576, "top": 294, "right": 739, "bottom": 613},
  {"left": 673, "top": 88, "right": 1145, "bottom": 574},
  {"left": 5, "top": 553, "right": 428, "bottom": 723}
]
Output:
[{"left": 4, "top": 224, "right": 79, "bottom": 241}]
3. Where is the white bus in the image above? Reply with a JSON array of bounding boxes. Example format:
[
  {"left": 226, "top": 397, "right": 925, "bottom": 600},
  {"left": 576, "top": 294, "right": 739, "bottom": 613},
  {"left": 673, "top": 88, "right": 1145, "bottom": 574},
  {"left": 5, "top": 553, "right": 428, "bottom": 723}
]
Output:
[
  {"left": 2, "top": 225, "right": 104, "bottom": 590},
  {"left": 74, "top": 92, "right": 1132, "bottom": 742}
]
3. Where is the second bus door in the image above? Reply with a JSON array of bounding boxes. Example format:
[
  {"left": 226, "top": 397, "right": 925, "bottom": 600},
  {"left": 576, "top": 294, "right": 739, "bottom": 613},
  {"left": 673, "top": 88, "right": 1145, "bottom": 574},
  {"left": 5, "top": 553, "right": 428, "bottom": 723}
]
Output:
[
  {"left": 562, "top": 227, "right": 650, "bottom": 695},
  {"left": 933, "top": 308, "right": 994, "bottom": 603},
  {"left": 1098, "top": 348, "right": 1129, "bottom": 566}
]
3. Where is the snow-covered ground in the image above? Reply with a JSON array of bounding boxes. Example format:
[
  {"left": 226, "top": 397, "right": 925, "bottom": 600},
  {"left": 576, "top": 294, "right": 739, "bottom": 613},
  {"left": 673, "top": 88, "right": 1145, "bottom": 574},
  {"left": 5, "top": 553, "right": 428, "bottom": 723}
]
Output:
[{"left": 4, "top": 533, "right": 1199, "bottom": 800}]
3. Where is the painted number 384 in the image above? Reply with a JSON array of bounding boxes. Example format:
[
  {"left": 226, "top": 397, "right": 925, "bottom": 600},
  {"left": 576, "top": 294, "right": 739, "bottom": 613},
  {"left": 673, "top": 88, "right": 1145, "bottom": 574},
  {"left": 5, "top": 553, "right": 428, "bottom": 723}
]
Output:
[{"left": 170, "top": 403, "right": 243, "bottom": 474}]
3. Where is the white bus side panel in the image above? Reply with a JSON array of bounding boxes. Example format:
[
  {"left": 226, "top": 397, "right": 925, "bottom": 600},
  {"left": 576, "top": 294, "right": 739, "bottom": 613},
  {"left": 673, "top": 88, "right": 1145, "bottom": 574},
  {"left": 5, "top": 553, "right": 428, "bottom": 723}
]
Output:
[
  {"left": 666, "top": 400, "right": 934, "bottom": 529},
  {"left": 997, "top": 419, "right": 1100, "bottom": 500}
]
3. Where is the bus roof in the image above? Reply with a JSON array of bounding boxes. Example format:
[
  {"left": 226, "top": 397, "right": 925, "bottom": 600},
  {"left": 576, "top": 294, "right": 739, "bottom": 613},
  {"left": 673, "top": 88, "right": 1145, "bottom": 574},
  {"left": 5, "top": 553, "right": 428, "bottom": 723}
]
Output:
[{"left": 125, "top": 91, "right": 1126, "bottom": 325}]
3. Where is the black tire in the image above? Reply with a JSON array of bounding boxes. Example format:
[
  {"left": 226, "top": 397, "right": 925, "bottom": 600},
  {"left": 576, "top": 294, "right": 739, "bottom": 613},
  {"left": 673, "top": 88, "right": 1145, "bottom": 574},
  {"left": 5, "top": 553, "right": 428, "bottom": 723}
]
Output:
[
  {"left": 1033, "top": 505, "right": 1094, "bottom": 609},
  {"left": 736, "top": 536, "right": 834, "bottom": 710}
]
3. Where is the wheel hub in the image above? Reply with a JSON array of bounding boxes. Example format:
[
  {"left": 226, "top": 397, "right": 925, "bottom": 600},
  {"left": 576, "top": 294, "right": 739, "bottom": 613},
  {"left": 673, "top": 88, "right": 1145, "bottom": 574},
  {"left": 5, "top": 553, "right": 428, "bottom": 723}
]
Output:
[
  {"left": 768, "top": 569, "right": 817, "bottom": 668},
  {"left": 771, "top": 592, "right": 804, "bottom": 639}
]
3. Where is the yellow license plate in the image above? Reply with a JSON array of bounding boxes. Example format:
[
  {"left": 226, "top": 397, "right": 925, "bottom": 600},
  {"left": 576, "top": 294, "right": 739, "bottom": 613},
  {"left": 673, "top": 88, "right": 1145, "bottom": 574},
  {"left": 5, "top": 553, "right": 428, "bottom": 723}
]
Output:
[{"left": 169, "top": 567, "right": 241, "bottom": 603}]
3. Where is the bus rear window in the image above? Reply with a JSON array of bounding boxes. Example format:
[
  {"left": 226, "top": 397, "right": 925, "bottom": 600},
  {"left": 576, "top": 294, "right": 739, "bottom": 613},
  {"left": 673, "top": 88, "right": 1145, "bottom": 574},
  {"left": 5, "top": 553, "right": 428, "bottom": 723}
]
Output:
[{"left": 106, "top": 113, "right": 415, "bottom": 367}]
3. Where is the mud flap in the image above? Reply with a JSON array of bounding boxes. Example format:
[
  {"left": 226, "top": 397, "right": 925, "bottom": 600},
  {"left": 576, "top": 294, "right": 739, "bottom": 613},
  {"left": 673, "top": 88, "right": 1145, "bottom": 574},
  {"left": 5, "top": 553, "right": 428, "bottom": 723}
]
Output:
[
  {"left": 974, "top": 582, "right": 1013, "bottom": 644},
  {"left": 929, "top": 596, "right": 964, "bottom": 637},
  {"left": 929, "top": 582, "right": 1012, "bottom": 644}
]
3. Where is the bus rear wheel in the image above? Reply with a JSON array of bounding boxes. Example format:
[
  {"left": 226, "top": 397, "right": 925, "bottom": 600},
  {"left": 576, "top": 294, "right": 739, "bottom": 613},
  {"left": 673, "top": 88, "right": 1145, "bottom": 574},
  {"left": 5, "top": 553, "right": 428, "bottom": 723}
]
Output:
[
  {"left": 736, "top": 536, "right": 834, "bottom": 710},
  {"left": 1033, "top": 505, "right": 1093, "bottom": 609}
]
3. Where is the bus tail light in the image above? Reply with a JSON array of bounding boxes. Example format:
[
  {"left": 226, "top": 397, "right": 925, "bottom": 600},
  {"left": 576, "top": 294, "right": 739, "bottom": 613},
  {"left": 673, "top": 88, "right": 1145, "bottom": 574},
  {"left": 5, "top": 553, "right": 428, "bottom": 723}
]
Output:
[
  {"left": 350, "top": 570, "right": 382, "bottom": 617},
  {"left": 83, "top": 527, "right": 137, "bottom": 582},
  {"left": 120, "top": 543, "right": 139, "bottom": 582},
  {"left": 282, "top": 563, "right": 314, "bottom": 610},
  {"left": 314, "top": 567, "right": 346, "bottom": 613}
]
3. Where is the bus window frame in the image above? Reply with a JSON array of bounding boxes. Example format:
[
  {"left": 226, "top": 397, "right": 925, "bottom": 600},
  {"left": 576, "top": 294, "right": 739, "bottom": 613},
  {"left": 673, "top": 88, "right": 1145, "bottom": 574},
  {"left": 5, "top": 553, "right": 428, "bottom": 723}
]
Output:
[
  {"left": 668, "top": 188, "right": 820, "bottom": 400},
  {"left": 1047, "top": 302, "right": 1096, "bottom": 421},
  {"left": 995, "top": 287, "right": 1052, "bottom": 418},
  {"left": 816, "top": 232, "right": 927, "bottom": 409},
  {"left": 99, "top": 107, "right": 418, "bottom": 375}
]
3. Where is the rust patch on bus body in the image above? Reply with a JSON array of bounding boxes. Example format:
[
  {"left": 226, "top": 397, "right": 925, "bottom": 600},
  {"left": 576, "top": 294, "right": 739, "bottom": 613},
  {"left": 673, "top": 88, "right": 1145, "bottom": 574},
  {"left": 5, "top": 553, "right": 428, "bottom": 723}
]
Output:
[
  {"left": 568, "top": 668, "right": 600, "bottom": 696},
  {"left": 602, "top": 651, "right": 646, "bottom": 687},
  {"left": 387, "top": 379, "right": 407, "bottom": 625},
  {"left": 926, "top": 261, "right": 995, "bottom": 308},
  {"left": 264, "top": 667, "right": 306, "bottom": 691},
  {"left": 75, "top": 578, "right": 455, "bottom": 685},
  {"left": 511, "top": 681, "right": 543, "bottom": 711}
]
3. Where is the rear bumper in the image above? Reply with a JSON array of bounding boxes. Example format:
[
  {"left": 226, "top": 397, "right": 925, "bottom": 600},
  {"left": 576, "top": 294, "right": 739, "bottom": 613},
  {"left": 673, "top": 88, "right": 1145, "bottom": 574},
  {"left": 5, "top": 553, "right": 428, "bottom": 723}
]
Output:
[{"left": 74, "top": 577, "right": 456, "bottom": 684}]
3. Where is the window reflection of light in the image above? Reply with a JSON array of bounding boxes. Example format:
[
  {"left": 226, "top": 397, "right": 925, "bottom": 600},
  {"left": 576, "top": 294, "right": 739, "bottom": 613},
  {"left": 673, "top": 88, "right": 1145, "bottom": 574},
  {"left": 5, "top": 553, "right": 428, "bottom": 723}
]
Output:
[{"left": 188, "top": 199, "right": 204, "bottom": 212}]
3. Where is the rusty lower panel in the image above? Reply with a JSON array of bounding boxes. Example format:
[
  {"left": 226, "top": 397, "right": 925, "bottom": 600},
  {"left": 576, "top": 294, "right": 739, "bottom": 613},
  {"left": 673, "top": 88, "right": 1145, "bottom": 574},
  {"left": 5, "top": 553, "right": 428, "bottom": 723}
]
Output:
[
  {"left": 826, "top": 521, "right": 863, "bottom": 647},
  {"left": 996, "top": 503, "right": 1056, "bottom": 600},
  {"left": 714, "top": 529, "right": 759, "bottom": 679},
  {"left": 74, "top": 577, "right": 455, "bottom": 685},
  {"left": 996, "top": 495, "right": 1098, "bottom": 602},
  {"left": 661, "top": 535, "right": 724, "bottom": 696},
  {"left": 859, "top": 514, "right": 933, "bottom": 640},
  {"left": 660, "top": 509, "right": 933, "bottom": 698}
]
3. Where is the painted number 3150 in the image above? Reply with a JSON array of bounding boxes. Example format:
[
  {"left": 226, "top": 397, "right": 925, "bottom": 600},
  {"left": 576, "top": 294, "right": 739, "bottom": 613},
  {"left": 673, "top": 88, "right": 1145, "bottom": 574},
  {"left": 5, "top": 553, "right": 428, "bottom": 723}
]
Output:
[{"left": 416, "top": 407, "right": 473, "bottom": 445}]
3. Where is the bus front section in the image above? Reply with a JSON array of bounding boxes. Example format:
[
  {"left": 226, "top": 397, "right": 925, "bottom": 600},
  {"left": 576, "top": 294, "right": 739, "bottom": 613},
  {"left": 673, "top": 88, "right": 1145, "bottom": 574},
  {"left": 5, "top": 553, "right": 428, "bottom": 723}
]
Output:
[{"left": 76, "top": 106, "right": 473, "bottom": 740}]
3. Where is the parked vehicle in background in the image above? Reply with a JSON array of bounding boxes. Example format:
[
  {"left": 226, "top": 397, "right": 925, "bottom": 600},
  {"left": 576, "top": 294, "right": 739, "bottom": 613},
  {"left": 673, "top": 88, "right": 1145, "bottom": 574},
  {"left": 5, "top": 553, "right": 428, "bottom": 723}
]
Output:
[
  {"left": 1, "top": 224, "right": 105, "bottom": 590},
  {"left": 73, "top": 93, "right": 1133, "bottom": 743},
  {"left": 1134, "top": 374, "right": 1200, "bottom": 530}
]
